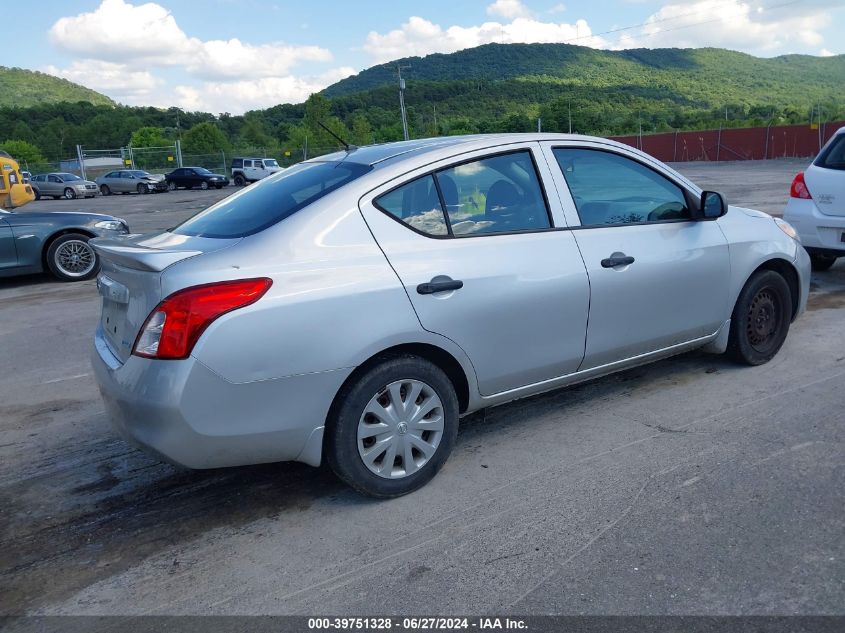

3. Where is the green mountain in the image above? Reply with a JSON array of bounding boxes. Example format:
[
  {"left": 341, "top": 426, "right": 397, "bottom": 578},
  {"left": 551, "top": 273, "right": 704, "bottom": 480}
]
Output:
[
  {"left": 321, "top": 44, "right": 844, "bottom": 136},
  {"left": 0, "top": 66, "right": 114, "bottom": 108}
]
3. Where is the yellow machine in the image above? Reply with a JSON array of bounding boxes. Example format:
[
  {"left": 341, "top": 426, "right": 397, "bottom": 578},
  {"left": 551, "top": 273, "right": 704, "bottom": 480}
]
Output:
[{"left": 0, "top": 151, "right": 35, "bottom": 210}]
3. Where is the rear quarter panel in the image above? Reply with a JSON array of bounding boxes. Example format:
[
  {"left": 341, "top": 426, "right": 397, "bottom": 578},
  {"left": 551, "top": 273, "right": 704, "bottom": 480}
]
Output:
[{"left": 167, "top": 192, "right": 478, "bottom": 388}]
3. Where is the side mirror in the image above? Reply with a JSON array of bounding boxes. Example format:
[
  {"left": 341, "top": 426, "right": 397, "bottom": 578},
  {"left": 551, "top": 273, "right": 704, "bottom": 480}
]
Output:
[{"left": 700, "top": 191, "right": 727, "bottom": 219}]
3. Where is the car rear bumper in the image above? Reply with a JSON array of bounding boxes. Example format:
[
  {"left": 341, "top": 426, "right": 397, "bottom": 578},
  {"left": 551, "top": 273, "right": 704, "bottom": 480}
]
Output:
[
  {"left": 92, "top": 326, "right": 350, "bottom": 469},
  {"left": 784, "top": 198, "right": 845, "bottom": 254}
]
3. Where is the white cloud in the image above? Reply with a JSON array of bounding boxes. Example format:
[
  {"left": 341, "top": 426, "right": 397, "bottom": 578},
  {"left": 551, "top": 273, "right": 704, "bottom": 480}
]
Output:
[
  {"left": 487, "top": 0, "right": 533, "bottom": 20},
  {"left": 49, "top": 0, "right": 332, "bottom": 80},
  {"left": 819, "top": 48, "right": 835, "bottom": 57},
  {"left": 364, "top": 16, "right": 605, "bottom": 63},
  {"left": 172, "top": 67, "right": 356, "bottom": 114},
  {"left": 548, "top": 3, "right": 567, "bottom": 14},
  {"left": 44, "top": 60, "right": 163, "bottom": 105},
  {"left": 611, "top": 0, "right": 831, "bottom": 55}
]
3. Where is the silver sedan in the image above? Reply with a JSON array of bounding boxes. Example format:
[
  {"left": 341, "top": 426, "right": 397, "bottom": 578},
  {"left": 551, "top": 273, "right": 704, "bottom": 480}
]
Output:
[{"left": 91, "top": 134, "right": 810, "bottom": 497}]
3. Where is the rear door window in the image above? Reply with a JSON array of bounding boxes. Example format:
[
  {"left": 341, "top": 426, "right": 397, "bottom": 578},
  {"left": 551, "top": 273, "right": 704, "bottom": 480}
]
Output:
[
  {"left": 815, "top": 134, "right": 845, "bottom": 171},
  {"left": 173, "top": 161, "right": 372, "bottom": 238},
  {"left": 374, "top": 175, "right": 449, "bottom": 236}
]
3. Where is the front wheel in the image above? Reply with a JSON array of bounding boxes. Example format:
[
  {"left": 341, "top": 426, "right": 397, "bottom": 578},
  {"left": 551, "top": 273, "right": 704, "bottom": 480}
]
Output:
[
  {"left": 34, "top": 189, "right": 41, "bottom": 200},
  {"left": 726, "top": 270, "right": 792, "bottom": 366},
  {"left": 326, "top": 355, "right": 459, "bottom": 498},
  {"left": 137, "top": 183, "right": 148, "bottom": 195},
  {"left": 63, "top": 187, "right": 77, "bottom": 200},
  {"left": 46, "top": 233, "right": 99, "bottom": 281},
  {"left": 810, "top": 254, "right": 837, "bottom": 271}
]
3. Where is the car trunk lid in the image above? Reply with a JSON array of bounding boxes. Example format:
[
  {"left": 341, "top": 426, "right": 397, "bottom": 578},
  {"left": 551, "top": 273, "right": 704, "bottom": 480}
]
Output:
[
  {"left": 92, "top": 232, "right": 239, "bottom": 363},
  {"left": 805, "top": 133, "right": 845, "bottom": 217}
]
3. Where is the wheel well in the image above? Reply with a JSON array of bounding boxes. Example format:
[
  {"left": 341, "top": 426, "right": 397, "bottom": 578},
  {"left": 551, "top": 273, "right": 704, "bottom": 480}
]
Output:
[
  {"left": 755, "top": 258, "right": 801, "bottom": 320},
  {"left": 42, "top": 229, "right": 96, "bottom": 270},
  {"left": 328, "top": 343, "right": 472, "bottom": 426}
]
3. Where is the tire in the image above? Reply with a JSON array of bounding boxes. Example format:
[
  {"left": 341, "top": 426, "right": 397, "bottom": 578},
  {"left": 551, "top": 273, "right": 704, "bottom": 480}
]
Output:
[
  {"left": 215, "top": 184, "right": 223, "bottom": 189},
  {"left": 200, "top": 181, "right": 209, "bottom": 190},
  {"left": 726, "top": 270, "right": 792, "bottom": 366},
  {"left": 168, "top": 181, "right": 177, "bottom": 191},
  {"left": 234, "top": 174, "right": 246, "bottom": 186},
  {"left": 34, "top": 189, "right": 41, "bottom": 200},
  {"left": 137, "top": 183, "right": 148, "bottom": 195},
  {"left": 45, "top": 233, "right": 99, "bottom": 282},
  {"left": 63, "top": 187, "right": 77, "bottom": 200},
  {"left": 326, "top": 355, "right": 459, "bottom": 498},
  {"left": 810, "top": 254, "right": 837, "bottom": 272},
  {"left": 100, "top": 185, "right": 111, "bottom": 196}
]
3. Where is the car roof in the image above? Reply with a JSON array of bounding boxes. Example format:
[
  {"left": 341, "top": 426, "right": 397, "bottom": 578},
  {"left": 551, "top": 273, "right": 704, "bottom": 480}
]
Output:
[{"left": 309, "top": 133, "right": 634, "bottom": 169}]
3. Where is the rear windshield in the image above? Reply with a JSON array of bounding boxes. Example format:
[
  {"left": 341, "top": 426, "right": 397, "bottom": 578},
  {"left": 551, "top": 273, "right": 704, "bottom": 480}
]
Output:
[
  {"left": 815, "top": 133, "right": 845, "bottom": 171},
  {"left": 172, "top": 160, "right": 372, "bottom": 238}
]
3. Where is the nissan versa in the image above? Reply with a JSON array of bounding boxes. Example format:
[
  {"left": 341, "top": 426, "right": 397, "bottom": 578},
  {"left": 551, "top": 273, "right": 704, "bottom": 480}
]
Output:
[{"left": 91, "top": 134, "right": 810, "bottom": 497}]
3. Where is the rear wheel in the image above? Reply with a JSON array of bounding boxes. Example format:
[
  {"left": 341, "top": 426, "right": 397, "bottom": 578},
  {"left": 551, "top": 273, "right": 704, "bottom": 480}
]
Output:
[
  {"left": 168, "top": 181, "right": 177, "bottom": 191},
  {"left": 100, "top": 184, "right": 111, "bottom": 196},
  {"left": 63, "top": 187, "right": 76, "bottom": 200},
  {"left": 234, "top": 174, "right": 246, "bottom": 186},
  {"left": 200, "top": 181, "right": 209, "bottom": 190},
  {"left": 726, "top": 270, "right": 792, "bottom": 366},
  {"left": 326, "top": 355, "right": 459, "bottom": 498},
  {"left": 46, "top": 233, "right": 99, "bottom": 282},
  {"left": 810, "top": 254, "right": 837, "bottom": 271}
]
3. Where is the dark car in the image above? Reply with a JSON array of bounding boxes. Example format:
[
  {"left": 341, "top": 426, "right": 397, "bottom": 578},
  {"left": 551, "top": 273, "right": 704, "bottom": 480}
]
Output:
[
  {"left": 165, "top": 167, "right": 229, "bottom": 190},
  {"left": 0, "top": 209, "right": 129, "bottom": 281}
]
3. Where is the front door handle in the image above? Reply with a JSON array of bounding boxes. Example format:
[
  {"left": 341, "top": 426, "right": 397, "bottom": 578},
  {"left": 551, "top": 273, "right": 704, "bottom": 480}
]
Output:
[
  {"left": 417, "top": 276, "right": 464, "bottom": 295},
  {"left": 601, "top": 254, "right": 635, "bottom": 268}
]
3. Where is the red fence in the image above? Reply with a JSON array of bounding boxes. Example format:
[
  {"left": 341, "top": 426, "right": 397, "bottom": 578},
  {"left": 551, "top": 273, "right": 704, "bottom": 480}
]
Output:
[{"left": 610, "top": 121, "right": 845, "bottom": 162}]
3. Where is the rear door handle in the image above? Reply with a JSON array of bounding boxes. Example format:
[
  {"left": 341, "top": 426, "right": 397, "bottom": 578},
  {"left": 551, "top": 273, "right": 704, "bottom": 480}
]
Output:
[
  {"left": 417, "top": 276, "right": 464, "bottom": 295},
  {"left": 601, "top": 254, "right": 635, "bottom": 268}
]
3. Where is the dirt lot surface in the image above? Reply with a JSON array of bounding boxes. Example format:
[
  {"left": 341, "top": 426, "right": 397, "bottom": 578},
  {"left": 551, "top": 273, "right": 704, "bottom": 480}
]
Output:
[{"left": 1, "top": 159, "right": 842, "bottom": 618}]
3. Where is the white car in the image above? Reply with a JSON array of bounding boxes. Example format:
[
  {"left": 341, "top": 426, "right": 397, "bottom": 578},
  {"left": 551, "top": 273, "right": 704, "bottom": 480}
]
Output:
[{"left": 784, "top": 126, "right": 845, "bottom": 271}]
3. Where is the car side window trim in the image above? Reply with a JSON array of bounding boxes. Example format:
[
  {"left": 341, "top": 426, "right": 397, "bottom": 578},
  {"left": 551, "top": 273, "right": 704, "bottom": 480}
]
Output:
[
  {"left": 371, "top": 147, "right": 555, "bottom": 240},
  {"left": 550, "top": 145, "right": 701, "bottom": 229}
]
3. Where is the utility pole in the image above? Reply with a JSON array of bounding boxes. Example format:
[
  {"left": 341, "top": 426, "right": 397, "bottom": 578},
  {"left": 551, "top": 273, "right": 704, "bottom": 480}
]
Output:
[
  {"left": 568, "top": 100, "right": 572, "bottom": 134},
  {"left": 537, "top": 118, "right": 542, "bottom": 133},
  {"left": 397, "top": 64, "right": 411, "bottom": 141},
  {"left": 433, "top": 105, "right": 438, "bottom": 135}
]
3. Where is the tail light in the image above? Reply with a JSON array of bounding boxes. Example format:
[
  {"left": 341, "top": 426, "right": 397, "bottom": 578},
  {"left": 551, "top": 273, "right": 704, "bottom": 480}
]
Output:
[
  {"left": 789, "top": 172, "right": 812, "bottom": 199},
  {"left": 133, "top": 278, "right": 272, "bottom": 360}
]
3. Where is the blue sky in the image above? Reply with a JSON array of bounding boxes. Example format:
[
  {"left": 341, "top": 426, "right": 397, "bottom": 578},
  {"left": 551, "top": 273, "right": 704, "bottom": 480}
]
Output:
[{"left": 9, "top": 0, "right": 845, "bottom": 114}]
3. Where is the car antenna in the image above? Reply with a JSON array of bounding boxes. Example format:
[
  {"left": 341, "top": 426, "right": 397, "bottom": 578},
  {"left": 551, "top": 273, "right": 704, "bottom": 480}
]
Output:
[{"left": 318, "top": 122, "right": 356, "bottom": 152}]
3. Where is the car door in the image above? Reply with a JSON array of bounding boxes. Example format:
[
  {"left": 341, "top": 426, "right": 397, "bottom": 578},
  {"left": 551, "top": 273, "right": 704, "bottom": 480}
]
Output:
[
  {"left": 45, "top": 174, "right": 63, "bottom": 196},
  {"left": 359, "top": 146, "right": 590, "bottom": 396},
  {"left": 541, "top": 142, "right": 731, "bottom": 370},
  {"left": 0, "top": 217, "right": 18, "bottom": 269}
]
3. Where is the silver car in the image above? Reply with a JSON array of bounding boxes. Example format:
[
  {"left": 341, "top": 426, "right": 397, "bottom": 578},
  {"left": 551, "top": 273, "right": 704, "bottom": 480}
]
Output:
[
  {"left": 95, "top": 169, "right": 168, "bottom": 196},
  {"left": 31, "top": 172, "right": 99, "bottom": 199},
  {"left": 91, "top": 134, "right": 810, "bottom": 497}
]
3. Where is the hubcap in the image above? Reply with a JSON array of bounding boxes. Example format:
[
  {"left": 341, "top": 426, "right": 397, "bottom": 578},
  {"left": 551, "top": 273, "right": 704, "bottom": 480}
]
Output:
[
  {"left": 357, "top": 379, "right": 444, "bottom": 479},
  {"left": 747, "top": 289, "right": 780, "bottom": 351},
  {"left": 55, "top": 240, "right": 95, "bottom": 277}
]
